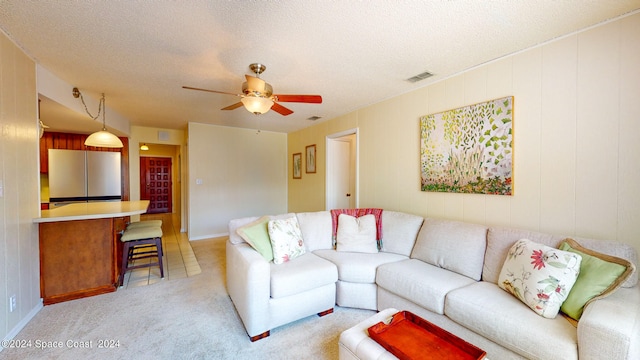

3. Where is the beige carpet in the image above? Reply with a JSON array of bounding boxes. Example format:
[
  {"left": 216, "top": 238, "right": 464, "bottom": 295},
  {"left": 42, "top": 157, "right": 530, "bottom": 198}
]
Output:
[{"left": 2, "top": 237, "right": 375, "bottom": 360}]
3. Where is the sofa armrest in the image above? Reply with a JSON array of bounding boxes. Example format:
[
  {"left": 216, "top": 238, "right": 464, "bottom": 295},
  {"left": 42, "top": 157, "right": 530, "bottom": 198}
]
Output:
[
  {"left": 578, "top": 286, "right": 640, "bottom": 360},
  {"left": 226, "top": 239, "right": 271, "bottom": 337}
]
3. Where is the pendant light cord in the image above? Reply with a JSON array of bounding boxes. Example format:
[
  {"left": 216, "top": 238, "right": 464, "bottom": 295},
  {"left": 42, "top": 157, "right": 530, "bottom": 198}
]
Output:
[{"left": 77, "top": 91, "right": 107, "bottom": 130}]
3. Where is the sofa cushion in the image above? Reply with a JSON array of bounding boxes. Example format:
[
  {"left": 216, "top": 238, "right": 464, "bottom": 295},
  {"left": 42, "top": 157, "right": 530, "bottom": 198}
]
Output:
[
  {"left": 411, "top": 218, "right": 487, "bottom": 281},
  {"left": 376, "top": 259, "right": 476, "bottom": 314},
  {"left": 336, "top": 214, "right": 378, "bottom": 253},
  {"left": 445, "top": 281, "right": 578, "bottom": 360},
  {"left": 268, "top": 216, "right": 306, "bottom": 264},
  {"left": 380, "top": 211, "right": 424, "bottom": 256},
  {"left": 270, "top": 253, "right": 338, "bottom": 299},
  {"left": 559, "top": 238, "right": 635, "bottom": 320},
  {"left": 314, "top": 249, "right": 407, "bottom": 283},
  {"left": 498, "top": 239, "right": 581, "bottom": 318},
  {"left": 296, "top": 211, "right": 333, "bottom": 251}
]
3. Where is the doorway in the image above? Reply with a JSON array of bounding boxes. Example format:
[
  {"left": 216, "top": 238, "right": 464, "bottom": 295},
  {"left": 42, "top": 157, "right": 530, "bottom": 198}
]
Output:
[
  {"left": 326, "top": 129, "right": 358, "bottom": 210},
  {"left": 140, "top": 156, "right": 172, "bottom": 214}
]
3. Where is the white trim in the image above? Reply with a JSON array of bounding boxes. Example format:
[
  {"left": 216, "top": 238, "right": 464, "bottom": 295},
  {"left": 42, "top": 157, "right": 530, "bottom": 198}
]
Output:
[
  {"left": 0, "top": 300, "right": 43, "bottom": 352},
  {"left": 326, "top": 128, "right": 359, "bottom": 210},
  {"left": 189, "top": 232, "right": 229, "bottom": 241}
]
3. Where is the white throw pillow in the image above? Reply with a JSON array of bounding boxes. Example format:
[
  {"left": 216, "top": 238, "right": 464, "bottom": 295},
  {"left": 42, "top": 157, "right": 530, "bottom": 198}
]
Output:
[
  {"left": 336, "top": 214, "right": 378, "bottom": 253},
  {"left": 498, "top": 238, "right": 582, "bottom": 318},
  {"left": 268, "top": 217, "right": 306, "bottom": 264}
]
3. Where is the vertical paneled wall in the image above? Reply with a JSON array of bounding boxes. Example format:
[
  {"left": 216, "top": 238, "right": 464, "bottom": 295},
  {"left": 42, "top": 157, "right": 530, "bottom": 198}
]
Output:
[
  {"left": 287, "top": 13, "right": 640, "bottom": 255},
  {"left": 0, "top": 31, "right": 40, "bottom": 341}
]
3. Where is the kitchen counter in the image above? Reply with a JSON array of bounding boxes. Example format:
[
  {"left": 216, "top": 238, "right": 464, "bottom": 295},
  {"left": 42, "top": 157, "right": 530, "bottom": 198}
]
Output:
[
  {"left": 36, "top": 200, "right": 150, "bottom": 305},
  {"left": 34, "top": 200, "right": 150, "bottom": 223}
]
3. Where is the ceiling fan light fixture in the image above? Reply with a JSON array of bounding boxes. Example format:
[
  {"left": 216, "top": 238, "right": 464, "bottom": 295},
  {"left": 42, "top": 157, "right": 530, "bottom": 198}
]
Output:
[
  {"left": 183, "top": 63, "right": 321, "bottom": 117},
  {"left": 241, "top": 96, "right": 274, "bottom": 115}
]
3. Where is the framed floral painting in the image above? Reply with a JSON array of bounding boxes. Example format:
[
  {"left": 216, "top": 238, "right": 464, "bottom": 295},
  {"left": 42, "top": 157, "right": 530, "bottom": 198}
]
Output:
[
  {"left": 293, "top": 153, "right": 302, "bottom": 179},
  {"left": 305, "top": 144, "right": 316, "bottom": 173},
  {"left": 420, "top": 96, "right": 513, "bottom": 195}
]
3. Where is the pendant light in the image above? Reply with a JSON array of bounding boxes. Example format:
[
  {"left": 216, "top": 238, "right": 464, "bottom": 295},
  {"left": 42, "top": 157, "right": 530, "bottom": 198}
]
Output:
[{"left": 73, "top": 87, "right": 123, "bottom": 148}]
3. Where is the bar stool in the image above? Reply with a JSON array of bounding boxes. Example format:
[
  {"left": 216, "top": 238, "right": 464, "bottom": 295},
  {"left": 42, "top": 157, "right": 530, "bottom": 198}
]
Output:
[
  {"left": 126, "top": 220, "right": 163, "bottom": 229},
  {"left": 118, "top": 226, "right": 164, "bottom": 287},
  {"left": 125, "top": 221, "right": 163, "bottom": 258}
]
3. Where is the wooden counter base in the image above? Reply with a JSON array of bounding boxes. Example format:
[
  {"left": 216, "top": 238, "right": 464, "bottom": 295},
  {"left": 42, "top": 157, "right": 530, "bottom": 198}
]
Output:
[{"left": 39, "top": 217, "right": 126, "bottom": 305}]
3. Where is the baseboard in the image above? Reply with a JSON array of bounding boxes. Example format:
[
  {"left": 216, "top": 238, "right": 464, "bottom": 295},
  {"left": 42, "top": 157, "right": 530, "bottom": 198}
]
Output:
[
  {"left": 0, "top": 299, "right": 43, "bottom": 353},
  {"left": 189, "top": 232, "right": 228, "bottom": 241}
]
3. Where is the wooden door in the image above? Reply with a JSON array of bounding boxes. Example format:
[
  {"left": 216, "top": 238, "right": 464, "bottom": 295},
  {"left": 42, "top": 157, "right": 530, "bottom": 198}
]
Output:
[{"left": 140, "top": 157, "right": 172, "bottom": 213}]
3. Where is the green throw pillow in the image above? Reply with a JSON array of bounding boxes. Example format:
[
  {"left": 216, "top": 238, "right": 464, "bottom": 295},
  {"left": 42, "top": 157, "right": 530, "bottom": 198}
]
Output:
[
  {"left": 236, "top": 216, "right": 274, "bottom": 262},
  {"left": 559, "top": 238, "right": 634, "bottom": 321}
]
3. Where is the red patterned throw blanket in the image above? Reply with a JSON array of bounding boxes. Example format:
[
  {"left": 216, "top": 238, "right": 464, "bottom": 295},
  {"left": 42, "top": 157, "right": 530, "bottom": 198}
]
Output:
[{"left": 330, "top": 208, "right": 384, "bottom": 248}]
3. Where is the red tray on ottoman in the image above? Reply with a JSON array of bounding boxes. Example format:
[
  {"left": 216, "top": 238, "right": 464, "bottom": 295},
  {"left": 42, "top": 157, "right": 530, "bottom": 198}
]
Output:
[{"left": 367, "top": 311, "right": 486, "bottom": 360}]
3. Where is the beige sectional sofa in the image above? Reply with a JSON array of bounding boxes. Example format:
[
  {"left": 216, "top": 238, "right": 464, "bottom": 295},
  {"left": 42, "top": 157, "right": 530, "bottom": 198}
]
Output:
[{"left": 226, "top": 210, "right": 639, "bottom": 359}]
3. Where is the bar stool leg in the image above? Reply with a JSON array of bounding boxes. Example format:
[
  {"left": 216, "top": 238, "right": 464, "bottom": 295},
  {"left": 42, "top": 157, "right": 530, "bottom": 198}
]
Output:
[
  {"left": 155, "top": 237, "right": 164, "bottom": 279},
  {"left": 119, "top": 242, "right": 132, "bottom": 287}
]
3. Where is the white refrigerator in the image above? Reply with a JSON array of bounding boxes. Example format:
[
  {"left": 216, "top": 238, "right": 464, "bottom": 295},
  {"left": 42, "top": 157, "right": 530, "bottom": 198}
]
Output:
[{"left": 48, "top": 149, "right": 122, "bottom": 203}]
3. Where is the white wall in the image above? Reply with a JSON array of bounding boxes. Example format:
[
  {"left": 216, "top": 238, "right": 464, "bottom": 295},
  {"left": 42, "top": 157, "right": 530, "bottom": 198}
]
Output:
[
  {"left": 0, "top": 31, "right": 41, "bottom": 344},
  {"left": 288, "top": 12, "right": 640, "bottom": 256},
  {"left": 187, "top": 123, "right": 287, "bottom": 239}
]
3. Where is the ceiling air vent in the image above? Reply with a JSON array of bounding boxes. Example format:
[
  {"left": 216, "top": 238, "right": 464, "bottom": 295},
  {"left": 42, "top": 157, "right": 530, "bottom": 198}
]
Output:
[
  {"left": 307, "top": 116, "right": 322, "bottom": 121},
  {"left": 406, "top": 70, "right": 434, "bottom": 83}
]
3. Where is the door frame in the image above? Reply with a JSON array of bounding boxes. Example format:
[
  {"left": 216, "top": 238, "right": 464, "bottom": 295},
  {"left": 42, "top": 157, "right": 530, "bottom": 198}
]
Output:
[
  {"left": 326, "top": 128, "right": 359, "bottom": 210},
  {"left": 140, "top": 155, "right": 173, "bottom": 214}
]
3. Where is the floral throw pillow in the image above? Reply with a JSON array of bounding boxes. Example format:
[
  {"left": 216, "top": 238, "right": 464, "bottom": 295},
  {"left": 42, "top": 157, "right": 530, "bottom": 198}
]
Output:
[
  {"left": 268, "top": 217, "right": 306, "bottom": 265},
  {"left": 498, "top": 239, "right": 582, "bottom": 318}
]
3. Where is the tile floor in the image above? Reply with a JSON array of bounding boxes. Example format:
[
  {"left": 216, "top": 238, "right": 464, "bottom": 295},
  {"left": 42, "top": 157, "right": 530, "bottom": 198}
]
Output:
[{"left": 120, "top": 212, "right": 202, "bottom": 289}]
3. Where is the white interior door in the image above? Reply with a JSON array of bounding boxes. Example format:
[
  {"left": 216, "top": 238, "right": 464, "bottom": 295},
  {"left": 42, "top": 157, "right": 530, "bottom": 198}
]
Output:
[
  {"left": 326, "top": 131, "right": 357, "bottom": 210},
  {"left": 331, "top": 140, "right": 350, "bottom": 209}
]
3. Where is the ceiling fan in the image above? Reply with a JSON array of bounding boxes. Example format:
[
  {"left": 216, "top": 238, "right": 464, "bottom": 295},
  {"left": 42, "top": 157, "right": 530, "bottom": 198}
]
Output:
[{"left": 183, "top": 63, "right": 322, "bottom": 116}]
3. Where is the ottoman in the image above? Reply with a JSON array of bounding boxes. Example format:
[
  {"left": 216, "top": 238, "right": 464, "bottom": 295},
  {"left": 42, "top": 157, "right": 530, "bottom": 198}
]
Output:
[{"left": 339, "top": 308, "right": 399, "bottom": 360}]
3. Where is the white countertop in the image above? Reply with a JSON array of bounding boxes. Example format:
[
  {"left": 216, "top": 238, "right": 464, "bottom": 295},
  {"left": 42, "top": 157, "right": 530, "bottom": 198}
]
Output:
[{"left": 34, "top": 200, "right": 150, "bottom": 223}]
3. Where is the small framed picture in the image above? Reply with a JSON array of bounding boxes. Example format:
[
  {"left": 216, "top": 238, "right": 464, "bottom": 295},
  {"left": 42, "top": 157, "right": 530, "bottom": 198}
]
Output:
[
  {"left": 305, "top": 144, "right": 316, "bottom": 173},
  {"left": 293, "top": 153, "right": 302, "bottom": 179}
]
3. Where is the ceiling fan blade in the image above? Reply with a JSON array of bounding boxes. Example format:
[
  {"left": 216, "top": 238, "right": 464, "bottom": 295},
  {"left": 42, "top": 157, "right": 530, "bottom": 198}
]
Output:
[
  {"left": 221, "top": 102, "right": 244, "bottom": 111},
  {"left": 273, "top": 94, "right": 322, "bottom": 103},
  {"left": 271, "top": 102, "right": 294, "bottom": 116},
  {"left": 182, "top": 86, "right": 239, "bottom": 97},
  {"left": 244, "top": 75, "right": 267, "bottom": 92}
]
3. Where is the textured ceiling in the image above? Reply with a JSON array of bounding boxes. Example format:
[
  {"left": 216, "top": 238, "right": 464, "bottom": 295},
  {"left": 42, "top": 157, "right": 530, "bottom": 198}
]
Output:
[{"left": 1, "top": 1, "right": 639, "bottom": 134}]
